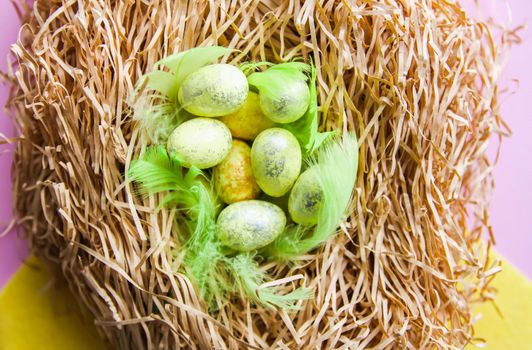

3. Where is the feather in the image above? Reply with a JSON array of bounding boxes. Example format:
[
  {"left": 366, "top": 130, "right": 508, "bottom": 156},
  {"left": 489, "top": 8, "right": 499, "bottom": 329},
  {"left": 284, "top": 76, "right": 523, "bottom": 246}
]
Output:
[
  {"left": 127, "top": 146, "right": 206, "bottom": 210},
  {"left": 127, "top": 147, "right": 228, "bottom": 306},
  {"left": 265, "top": 133, "right": 359, "bottom": 259},
  {"left": 247, "top": 61, "right": 310, "bottom": 103},
  {"left": 228, "top": 254, "right": 312, "bottom": 310},
  {"left": 157, "top": 46, "right": 232, "bottom": 90},
  {"left": 127, "top": 146, "right": 219, "bottom": 235},
  {"left": 239, "top": 61, "right": 273, "bottom": 76},
  {"left": 184, "top": 224, "right": 230, "bottom": 308},
  {"left": 280, "top": 64, "right": 335, "bottom": 156}
]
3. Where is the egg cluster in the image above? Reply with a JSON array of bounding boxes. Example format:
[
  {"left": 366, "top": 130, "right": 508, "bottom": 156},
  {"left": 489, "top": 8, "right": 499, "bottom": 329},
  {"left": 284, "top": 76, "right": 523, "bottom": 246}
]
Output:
[{"left": 165, "top": 62, "right": 321, "bottom": 252}]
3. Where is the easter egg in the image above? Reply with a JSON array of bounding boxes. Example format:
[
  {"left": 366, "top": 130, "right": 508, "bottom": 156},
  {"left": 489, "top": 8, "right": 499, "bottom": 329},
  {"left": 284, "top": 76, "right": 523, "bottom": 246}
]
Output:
[
  {"left": 288, "top": 167, "right": 323, "bottom": 226},
  {"left": 217, "top": 200, "right": 286, "bottom": 251},
  {"left": 178, "top": 64, "right": 249, "bottom": 117},
  {"left": 259, "top": 80, "right": 310, "bottom": 124},
  {"left": 219, "top": 92, "right": 274, "bottom": 140},
  {"left": 251, "top": 128, "right": 301, "bottom": 197},
  {"left": 213, "top": 140, "right": 261, "bottom": 204},
  {"left": 167, "top": 118, "right": 232, "bottom": 169}
]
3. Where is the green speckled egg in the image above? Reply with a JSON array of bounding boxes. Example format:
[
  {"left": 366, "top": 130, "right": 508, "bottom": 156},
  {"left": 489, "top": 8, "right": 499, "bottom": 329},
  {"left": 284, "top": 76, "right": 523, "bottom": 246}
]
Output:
[
  {"left": 178, "top": 64, "right": 248, "bottom": 117},
  {"left": 219, "top": 92, "right": 274, "bottom": 140},
  {"left": 167, "top": 118, "right": 232, "bottom": 169},
  {"left": 217, "top": 200, "right": 286, "bottom": 251},
  {"left": 213, "top": 140, "right": 261, "bottom": 204},
  {"left": 251, "top": 128, "right": 301, "bottom": 197},
  {"left": 288, "top": 167, "right": 323, "bottom": 226},
  {"left": 260, "top": 80, "right": 310, "bottom": 123}
]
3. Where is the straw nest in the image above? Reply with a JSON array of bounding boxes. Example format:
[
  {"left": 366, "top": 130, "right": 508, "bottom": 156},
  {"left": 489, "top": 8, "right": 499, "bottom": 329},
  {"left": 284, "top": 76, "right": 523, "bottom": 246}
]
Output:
[{"left": 9, "top": 0, "right": 509, "bottom": 349}]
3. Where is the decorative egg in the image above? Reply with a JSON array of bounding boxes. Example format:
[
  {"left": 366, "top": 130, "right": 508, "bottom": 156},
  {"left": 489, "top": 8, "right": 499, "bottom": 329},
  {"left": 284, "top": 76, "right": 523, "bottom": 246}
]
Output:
[
  {"left": 217, "top": 200, "right": 286, "bottom": 251},
  {"left": 178, "top": 64, "right": 249, "bottom": 117},
  {"left": 251, "top": 128, "right": 301, "bottom": 197},
  {"left": 288, "top": 167, "right": 323, "bottom": 225},
  {"left": 219, "top": 92, "right": 274, "bottom": 140},
  {"left": 259, "top": 79, "right": 310, "bottom": 123},
  {"left": 167, "top": 118, "right": 232, "bottom": 169},
  {"left": 213, "top": 140, "right": 261, "bottom": 204}
]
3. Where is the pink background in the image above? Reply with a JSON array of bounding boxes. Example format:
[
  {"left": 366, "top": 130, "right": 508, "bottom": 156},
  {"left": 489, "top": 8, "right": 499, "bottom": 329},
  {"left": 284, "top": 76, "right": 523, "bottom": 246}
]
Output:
[
  {"left": 0, "top": 1, "right": 531, "bottom": 288},
  {"left": 0, "top": 2, "right": 27, "bottom": 288}
]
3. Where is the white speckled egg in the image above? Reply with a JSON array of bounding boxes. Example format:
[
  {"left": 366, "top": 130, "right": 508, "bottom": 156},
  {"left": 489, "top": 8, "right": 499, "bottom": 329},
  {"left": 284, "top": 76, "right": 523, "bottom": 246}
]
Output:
[
  {"left": 217, "top": 200, "right": 286, "bottom": 251},
  {"left": 178, "top": 64, "right": 249, "bottom": 117},
  {"left": 260, "top": 79, "right": 310, "bottom": 123},
  {"left": 251, "top": 128, "right": 302, "bottom": 197},
  {"left": 167, "top": 118, "right": 232, "bottom": 169},
  {"left": 288, "top": 167, "right": 323, "bottom": 226}
]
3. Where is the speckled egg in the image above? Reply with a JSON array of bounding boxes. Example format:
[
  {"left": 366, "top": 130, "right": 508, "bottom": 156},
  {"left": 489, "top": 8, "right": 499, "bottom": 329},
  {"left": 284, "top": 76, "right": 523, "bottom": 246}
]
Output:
[
  {"left": 260, "top": 80, "right": 310, "bottom": 123},
  {"left": 178, "top": 64, "right": 249, "bottom": 117},
  {"left": 219, "top": 92, "right": 274, "bottom": 140},
  {"left": 251, "top": 128, "right": 302, "bottom": 197},
  {"left": 217, "top": 200, "right": 286, "bottom": 251},
  {"left": 167, "top": 118, "right": 232, "bottom": 169},
  {"left": 288, "top": 167, "right": 323, "bottom": 226},
  {"left": 213, "top": 140, "right": 261, "bottom": 204}
]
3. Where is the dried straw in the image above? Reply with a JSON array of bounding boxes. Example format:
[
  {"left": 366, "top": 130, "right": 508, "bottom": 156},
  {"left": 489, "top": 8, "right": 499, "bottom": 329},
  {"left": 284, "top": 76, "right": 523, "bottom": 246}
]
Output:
[{"left": 9, "top": 0, "right": 510, "bottom": 349}]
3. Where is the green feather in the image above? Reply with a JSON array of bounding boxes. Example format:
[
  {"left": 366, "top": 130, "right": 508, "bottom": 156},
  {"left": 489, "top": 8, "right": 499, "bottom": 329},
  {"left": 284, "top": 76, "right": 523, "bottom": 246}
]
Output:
[
  {"left": 127, "top": 146, "right": 205, "bottom": 210},
  {"left": 184, "top": 225, "right": 230, "bottom": 308},
  {"left": 239, "top": 61, "right": 273, "bottom": 76},
  {"left": 127, "top": 145, "right": 219, "bottom": 234},
  {"left": 281, "top": 64, "right": 335, "bottom": 156},
  {"left": 157, "top": 46, "right": 232, "bottom": 88},
  {"left": 128, "top": 147, "right": 228, "bottom": 306},
  {"left": 128, "top": 146, "right": 187, "bottom": 194},
  {"left": 143, "top": 70, "right": 180, "bottom": 99},
  {"left": 228, "top": 254, "right": 312, "bottom": 310},
  {"left": 247, "top": 61, "right": 310, "bottom": 99},
  {"left": 265, "top": 133, "right": 359, "bottom": 259}
]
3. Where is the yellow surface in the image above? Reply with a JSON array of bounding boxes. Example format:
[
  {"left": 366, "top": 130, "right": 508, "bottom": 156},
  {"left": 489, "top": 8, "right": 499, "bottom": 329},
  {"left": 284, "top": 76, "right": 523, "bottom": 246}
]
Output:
[
  {"left": 0, "top": 255, "right": 530, "bottom": 349},
  {"left": 0, "top": 256, "right": 108, "bottom": 350},
  {"left": 466, "top": 258, "right": 532, "bottom": 349}
]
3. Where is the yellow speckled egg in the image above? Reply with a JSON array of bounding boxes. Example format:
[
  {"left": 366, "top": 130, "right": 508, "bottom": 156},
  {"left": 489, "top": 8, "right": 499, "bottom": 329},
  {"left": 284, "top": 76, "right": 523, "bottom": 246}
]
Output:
[
  {"left": 219, "top": 92, "right": 274, "bottom": 140},
  {"left": 251, "top": 128, "right": 301, "bottom": 197},
  {"left": 288, "top": 167, "right": 323, "bottom": 226},
  {"left": 213, "top": 140, "right": 261, "bottom": 204},
  {"left": 217, "top": 200, "right": 286, "bottom": 251},
  {"left": 167, "top": 118, "right": 232, "bottom": 169},
  {"left": 178, "top": 64, "right": 249, "bottom": 117}
]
